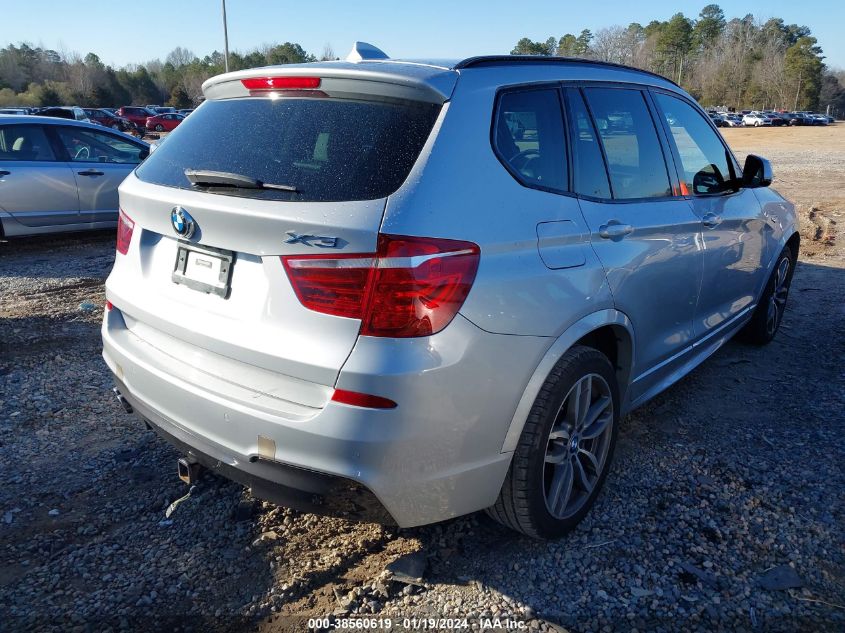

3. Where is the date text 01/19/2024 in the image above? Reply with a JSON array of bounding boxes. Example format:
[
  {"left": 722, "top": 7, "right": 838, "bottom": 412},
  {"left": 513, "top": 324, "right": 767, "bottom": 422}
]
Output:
[{"left": 306, "top": 617, "right": 528, "bottom": 629}]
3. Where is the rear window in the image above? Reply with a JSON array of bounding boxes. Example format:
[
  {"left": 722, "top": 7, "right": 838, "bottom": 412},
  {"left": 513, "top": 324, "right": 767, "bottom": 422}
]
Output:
[{"left": 135, "top": 97, "right": 441, "bottom": 202}]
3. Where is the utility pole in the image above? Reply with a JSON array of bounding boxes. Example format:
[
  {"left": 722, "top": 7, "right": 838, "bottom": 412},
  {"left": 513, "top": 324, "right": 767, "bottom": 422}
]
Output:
[{"left": 222, "top": 0, "right": 230, "bottom": 73}]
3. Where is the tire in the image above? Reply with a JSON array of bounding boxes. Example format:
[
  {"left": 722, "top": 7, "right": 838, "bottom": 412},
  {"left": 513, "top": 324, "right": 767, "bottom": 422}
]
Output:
[
  {"left": 487, "top": 346, "right": 620, "bottom": 539},
  {"left": 742, "top": 246, "right": 795, "bottom": 345},
  {"left": 155, "top": 124, "right": 164, "bottom": 132},
  {"left": 111, "top": 123, "right": 120, "bottom": 130}
]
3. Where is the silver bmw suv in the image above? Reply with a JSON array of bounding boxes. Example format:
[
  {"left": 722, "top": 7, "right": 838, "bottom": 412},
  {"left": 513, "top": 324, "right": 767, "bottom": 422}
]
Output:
[{"left": 102, "top": 43, "right": 798, "bottom": 538}]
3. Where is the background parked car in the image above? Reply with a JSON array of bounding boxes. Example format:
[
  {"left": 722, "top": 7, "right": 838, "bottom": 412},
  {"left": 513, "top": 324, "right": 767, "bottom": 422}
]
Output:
[
  {"left": 743, "top": 113, "right": 771, "bottom": 126},
  {"left": 762, "top": 112, "right": 786, "bottom": 126},
  {"left": 83, "top": 108, "right": 135, "bottom": 133},
  {"left": 708, "top": 112, "right": 727, "bottom": 127},
  {"left": 116, "top": 106, "right": 158, "bottom": 131},
  {"left": 177, "top": 108, "right": 195, "bottom": 116},
  {"left": 38, "top": 106, "right": 90, "bottom": 122},
  {"left": 0, "top": 108, "right": 29, "bottom": 115},
  {"left": 0, "top": 116, "right": 149, "bottom": 237},
  {"left": 723, "top": 113, "right": 744, "bottom": 127},
  {"left": 145, "top": 112, "right": 185, "bottom": 132}
]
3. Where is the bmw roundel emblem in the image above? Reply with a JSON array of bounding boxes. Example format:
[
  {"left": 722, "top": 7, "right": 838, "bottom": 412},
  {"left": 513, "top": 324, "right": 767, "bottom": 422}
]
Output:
[{"left": 170, "top": 206, "right": 196, "bottom": 239}]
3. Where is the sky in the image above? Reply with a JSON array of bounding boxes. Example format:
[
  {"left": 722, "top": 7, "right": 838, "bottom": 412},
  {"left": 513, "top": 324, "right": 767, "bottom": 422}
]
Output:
[{"left": 1, "top": 0, "right": 843, "bottom": 69}]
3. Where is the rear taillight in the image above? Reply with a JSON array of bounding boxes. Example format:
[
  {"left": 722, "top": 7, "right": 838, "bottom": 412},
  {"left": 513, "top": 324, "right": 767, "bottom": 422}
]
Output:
[
  {"left": 331, "top": 389, "right": 397, "bottom": 409},
  {"left": 282, "top": 234, "right": 480, "bottom": 338},
  {"left": 116, "top": 209, "right": 134, "bottom": 255}
]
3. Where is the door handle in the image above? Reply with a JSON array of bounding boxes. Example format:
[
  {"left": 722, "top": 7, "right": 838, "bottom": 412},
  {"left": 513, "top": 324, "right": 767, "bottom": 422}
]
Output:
[
  {"left": 0, "top": 169, "right": 10, "bottom": 177},
  {"left": 702, "top": 212, "right": 722, "bottom": 228},
  {"left": 598, "top": 222, "right": 634, "bottom": 240},
  {"left": 78, "top": 169, "right": 104, "bottom": 176}
]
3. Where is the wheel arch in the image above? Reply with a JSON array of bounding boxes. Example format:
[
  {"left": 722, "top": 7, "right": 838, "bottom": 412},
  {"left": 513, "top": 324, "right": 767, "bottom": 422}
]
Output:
[{"left": 500, "top": 309, "right": 635, "bottom": 453}]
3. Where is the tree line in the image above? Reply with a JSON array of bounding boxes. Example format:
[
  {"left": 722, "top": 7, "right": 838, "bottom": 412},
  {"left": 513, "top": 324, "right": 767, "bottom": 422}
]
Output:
[
  {"left": 0, "top": 42, "right": 329, "bottom": 108},
  {"left": 511, "top": 4, "right": 844, "bottom": 114},
  {"left": 0, "top": 4, "right": 843, "bottom": 115}
]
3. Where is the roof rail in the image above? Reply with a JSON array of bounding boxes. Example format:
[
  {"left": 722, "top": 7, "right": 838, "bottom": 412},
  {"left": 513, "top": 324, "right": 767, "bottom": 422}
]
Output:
[
  {"left": 346, "top": 42, "right": 389, "bottom": 63},
  {"left": 454, "top": 55, "right": 679, "bottom": 88}
]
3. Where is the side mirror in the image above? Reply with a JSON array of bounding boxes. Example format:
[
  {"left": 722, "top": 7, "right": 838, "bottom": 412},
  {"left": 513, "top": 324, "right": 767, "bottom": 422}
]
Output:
[{"left": 741, "top": 154, "right": 772, "bottom": 188}]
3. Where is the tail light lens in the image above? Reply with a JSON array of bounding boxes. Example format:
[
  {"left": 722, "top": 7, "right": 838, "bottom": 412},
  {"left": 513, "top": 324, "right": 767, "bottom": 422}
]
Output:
[
  {"left": 331, "top": 389, "right": 397, "bottom": 409},
  {"left": 116, "top": 209, "right": 134, "bottom": 255},
  {"left": 282, "top": 234, "right": 480, "bottom": 338}
]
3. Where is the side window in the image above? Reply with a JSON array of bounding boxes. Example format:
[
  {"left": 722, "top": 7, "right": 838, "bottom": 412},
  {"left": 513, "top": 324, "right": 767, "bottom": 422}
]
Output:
[
  {"left": 55, "top": 127, "right": 145, "bottom": 164},
  {"left": 652, "top": 92, "right": 735, "bottom": 195},
  {"left": 493, "top": 89, "right": 567, "bottom": 192},
  {"left": 0, "top": 125, "right": 57, "bottom": 161},
  {"left": 582, "top": 88, "right": 672, "bottom": 200},
  {"left": 565, "top": 89, "right": 611, "bottom": 199}
]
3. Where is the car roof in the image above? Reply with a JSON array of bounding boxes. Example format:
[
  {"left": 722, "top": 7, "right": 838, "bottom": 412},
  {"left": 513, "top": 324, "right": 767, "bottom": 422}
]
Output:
[
  {"left": 204, "top": 54, "right": 684, "bottom": 104},
  {"left": 0, "top": 115, "right": 149, "bottom": 144}
]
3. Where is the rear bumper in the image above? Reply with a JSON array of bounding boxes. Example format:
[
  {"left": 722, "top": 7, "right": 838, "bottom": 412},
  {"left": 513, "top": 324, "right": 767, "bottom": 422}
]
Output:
[
  {"left": 102, "top": 306, "right": 551, "bottom": 527},
  {"left": 116, "top": 378, "right": 393, "bottom": 523}
]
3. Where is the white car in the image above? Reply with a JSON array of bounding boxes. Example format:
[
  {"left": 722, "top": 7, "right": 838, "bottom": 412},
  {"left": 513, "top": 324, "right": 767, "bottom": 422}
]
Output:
[{"left": 743, "top": 113, "right": 772, "bottom": 127}]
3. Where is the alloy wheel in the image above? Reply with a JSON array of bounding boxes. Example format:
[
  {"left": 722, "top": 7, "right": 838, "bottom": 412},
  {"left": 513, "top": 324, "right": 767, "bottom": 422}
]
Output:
[
  {"left": 766, "top": 256, "right": 790, "bottom": 336},
  {"left": 543, "top": 373, "right": 614, "bottom": 520}
]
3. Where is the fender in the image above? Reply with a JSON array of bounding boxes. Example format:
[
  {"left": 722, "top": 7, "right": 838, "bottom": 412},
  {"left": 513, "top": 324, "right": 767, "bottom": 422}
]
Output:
[
  {"left": 752, "top": 188, "right": 799, "bottom": 302},
  {"left": 500, "top": 309, "right": 635, "bottom": 453}
]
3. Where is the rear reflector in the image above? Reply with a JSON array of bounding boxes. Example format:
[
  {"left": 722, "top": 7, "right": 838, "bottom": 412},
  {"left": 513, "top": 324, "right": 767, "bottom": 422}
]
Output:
[
  {"left": 241, "top": 76, "right": 321, "bottom": 91},
  {"left": 116, "top": 209, "right": 134, "bottom": 255},
  {"left": 282, "top": 234, "right": 480, "bottom": 338},
  {"left": 331, "top": 389, "right": 397, "bottom": 409}
]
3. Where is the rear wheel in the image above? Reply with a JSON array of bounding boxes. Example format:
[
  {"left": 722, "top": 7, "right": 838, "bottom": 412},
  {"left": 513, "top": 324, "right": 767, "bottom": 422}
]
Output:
[
  {"left": 743, "top": 246, "right": 794, "bottom": 345},
  {"left": 487, "top": 346, "right": 619, "bottom": 539}
]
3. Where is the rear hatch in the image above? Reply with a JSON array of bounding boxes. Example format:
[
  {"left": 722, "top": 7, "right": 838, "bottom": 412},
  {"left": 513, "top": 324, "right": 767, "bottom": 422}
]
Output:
[{"left": 108, "top": 64, "right": 454, "bottom": 405}]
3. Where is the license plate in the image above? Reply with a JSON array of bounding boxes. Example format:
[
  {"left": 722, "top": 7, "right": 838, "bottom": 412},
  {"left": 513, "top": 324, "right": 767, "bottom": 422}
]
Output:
[{"left": 172, "top": 242, "right": 234, "bottom": 298}]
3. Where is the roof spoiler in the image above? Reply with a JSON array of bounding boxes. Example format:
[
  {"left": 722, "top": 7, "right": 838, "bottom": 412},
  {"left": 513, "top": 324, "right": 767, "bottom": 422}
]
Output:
[{"left": 346, "top": 42, "right": 389, "bottom": 63}]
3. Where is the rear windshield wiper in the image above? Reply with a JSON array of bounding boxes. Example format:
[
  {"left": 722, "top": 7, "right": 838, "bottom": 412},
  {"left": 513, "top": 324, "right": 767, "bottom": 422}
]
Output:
[{"left": 184, "top": 169, "right": 298, "bottom": 192}]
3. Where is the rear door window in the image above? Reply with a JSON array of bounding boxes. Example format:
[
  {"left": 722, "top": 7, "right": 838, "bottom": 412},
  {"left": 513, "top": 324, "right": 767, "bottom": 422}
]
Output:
[
  {"left": 493, "top": 89, "right": 567, "bottom": 192},
  {"left": 0, "top": 125, "right": 57, "bottom": 161},
  {"left": 135, "top": 97, "right": 441, "bottom": 202},
  {"left": 55, "top": 127, "right": 146, "bottom": 163},
  {"left": 564, "top": 89, "right": 611, "bottom": 199},
  {"left": 582, "top": 88, "right": 672, "bottom": 200},
  {"left": 652, "top": 92, "right": 736, "bottom": 195}
]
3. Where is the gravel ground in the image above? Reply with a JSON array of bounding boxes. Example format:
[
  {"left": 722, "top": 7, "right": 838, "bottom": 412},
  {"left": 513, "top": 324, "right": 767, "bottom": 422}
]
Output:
[{"left": 1, "top": 127, "right": 844, "bottom": 633}]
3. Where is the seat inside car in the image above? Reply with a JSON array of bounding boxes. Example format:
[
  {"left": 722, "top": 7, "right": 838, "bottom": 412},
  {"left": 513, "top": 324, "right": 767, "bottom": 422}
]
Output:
[{"left": 11, "top": 135, "right": 38, "bottom": 161}]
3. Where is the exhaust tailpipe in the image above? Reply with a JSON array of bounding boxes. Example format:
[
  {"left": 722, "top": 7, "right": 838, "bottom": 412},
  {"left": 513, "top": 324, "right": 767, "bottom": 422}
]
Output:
[{"left": 112, "top": 387, "right": 133, "bottom": 414}]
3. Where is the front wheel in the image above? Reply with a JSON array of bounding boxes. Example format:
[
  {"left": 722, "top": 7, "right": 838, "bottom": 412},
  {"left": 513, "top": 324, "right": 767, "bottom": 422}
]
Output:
[
  {"left": 155, "top": 124, "right": 165, "bottom": 132},
  {"left": 743, "top": 246, "right": 794, "bottom": 344},
  {"left": 487, "top": 346, "right": 619, "bottom": 539}
]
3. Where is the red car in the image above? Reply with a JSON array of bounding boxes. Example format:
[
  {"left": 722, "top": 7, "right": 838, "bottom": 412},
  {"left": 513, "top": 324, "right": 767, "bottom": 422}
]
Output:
[
  {"left": 117, "top": 106, "right": 158, "bottom": 129},
  {"left": 145, "top": 113, "right": 185, "bottom": 132},
  {"left": 83, "top": 108, "right": 134, "bottom": 133}
]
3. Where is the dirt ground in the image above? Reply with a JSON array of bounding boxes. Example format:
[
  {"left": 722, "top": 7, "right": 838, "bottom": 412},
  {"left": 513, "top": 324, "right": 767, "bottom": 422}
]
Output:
[
  {"left": 722, "top": 125, "right": 843, "bottom": 255},
  {"left": 1, "top": 125, "right": 843, "bottom": 632}
]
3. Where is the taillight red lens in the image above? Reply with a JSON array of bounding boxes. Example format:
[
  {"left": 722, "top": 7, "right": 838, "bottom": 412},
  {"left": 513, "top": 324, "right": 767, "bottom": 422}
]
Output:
[
  {"left": 331, "top": 389, "right": 397, "bottom": 409},
  {"left": 282, "top": 234, "right": 480, "bottom": 338},
  {"left": 241, "top": 76, "right": 321, "bottom": 91},
  {"left": 116, "top": 209, "right": 134, "bottom": 255}
]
